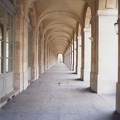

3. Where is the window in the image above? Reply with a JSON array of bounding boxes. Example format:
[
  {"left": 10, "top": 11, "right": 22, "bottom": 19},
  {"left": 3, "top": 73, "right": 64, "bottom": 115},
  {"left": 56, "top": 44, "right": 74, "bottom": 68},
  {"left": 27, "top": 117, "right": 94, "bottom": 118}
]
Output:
[
  {"left": 0, "top": 5, "right": 4, "bottom": 74},
  {"left": 0, "top": 3, "right": 14, "bottom": 74},
  {"left": 6, "top": 12, "right": 14, "bottom": 73}
]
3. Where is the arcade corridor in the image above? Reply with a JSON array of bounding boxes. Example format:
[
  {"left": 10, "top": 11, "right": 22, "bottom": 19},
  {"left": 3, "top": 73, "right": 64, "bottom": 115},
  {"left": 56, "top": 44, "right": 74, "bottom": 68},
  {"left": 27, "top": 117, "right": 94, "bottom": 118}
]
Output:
[{"left": 0, "top": 63, "right": 120, "bottom": 120}]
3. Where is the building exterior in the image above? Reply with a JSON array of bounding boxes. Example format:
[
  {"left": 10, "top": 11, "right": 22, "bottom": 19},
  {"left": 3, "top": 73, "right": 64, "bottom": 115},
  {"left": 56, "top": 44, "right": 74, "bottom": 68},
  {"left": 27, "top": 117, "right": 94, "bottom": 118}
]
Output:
[{"left": 0, "top": 0, "right": 120, "bottom": 114}]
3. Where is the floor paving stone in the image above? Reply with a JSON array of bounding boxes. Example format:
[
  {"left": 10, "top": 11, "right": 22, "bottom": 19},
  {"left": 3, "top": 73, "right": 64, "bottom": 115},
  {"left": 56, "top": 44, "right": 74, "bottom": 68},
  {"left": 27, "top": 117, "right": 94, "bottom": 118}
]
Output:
[{"left": 0, "top": 63, "right": 120, "bottom": 120}]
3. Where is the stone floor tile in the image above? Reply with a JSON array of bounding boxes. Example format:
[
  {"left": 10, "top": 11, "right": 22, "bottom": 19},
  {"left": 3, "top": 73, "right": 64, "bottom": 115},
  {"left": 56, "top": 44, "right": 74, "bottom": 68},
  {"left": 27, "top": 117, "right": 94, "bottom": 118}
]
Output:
[
  {"left": 59, "top": 114, "right": 80, "bottom": 120},
  {"left": 0, "top": 63, "right": 120, "bottom": 120},
  {"left": 36, "top": 113, "right": 58, "bottom": 120}
]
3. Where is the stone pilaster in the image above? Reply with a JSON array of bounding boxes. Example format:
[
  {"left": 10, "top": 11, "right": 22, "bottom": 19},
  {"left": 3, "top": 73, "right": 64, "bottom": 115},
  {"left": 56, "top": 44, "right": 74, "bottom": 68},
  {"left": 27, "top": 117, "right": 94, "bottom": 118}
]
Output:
[
  {"left": 44, "top": 40, "right": 48, "bottom": 71},
  {"left": 40, "top": 37, "right": 45, "bottom": 74},
  {"left": 90, "top": 13, "right": 98, "bottom": 92},
  {"left": 81, "top": 31, "right": 84, "bottom": 81},
  {"left": 15, "top": 8, "right": 23, "bottom": 92},
  {"left": 73, "top": 40, "right": 77, "bottom": 73},
  {"left": 76, "top": 36, "right": 81, "bottom": 75},
  {"left": 84, "top": 27, "right": 91, "bottom": 81},
  {"left": 116, "top": 0, "right": 120, "bottom": 113},
  {"left": 71, "top": 44, "right": 74, "bottom": 71},
  {"left": 31, "top": 29, "right": 39, "bottom": 81},
  {"left": 90, "top": 9, "right": 118, "bottom": 93}
]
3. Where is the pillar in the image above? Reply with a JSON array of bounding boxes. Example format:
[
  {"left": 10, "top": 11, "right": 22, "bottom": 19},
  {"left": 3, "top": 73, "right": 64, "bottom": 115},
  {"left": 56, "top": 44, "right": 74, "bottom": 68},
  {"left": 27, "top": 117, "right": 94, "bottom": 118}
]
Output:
[
  {"left": 40, "top": 37, "right": 45, "bottom": 74},
  {"left": 116, "top": 0, "right": 120, "bottom": 113},
  {"left": 84, "top": 27, "right": 91, "bottom": 81},
  {"left": 31, "top": 29, "right": 39, "bottom": 81},
  {"left": 81, "top": 31, "right": 85, "bottom": 80},
  {"left": 73, "top": 40, "right": 77, "bottom": 73},
  {"left": 71, "top": 44, "right": 74, "bottom": 71},
  {"left": 44, "top": 40, "right": 48, "bottom": 71},
  {"left": 90, "top": 9, "right": 118, "bottom": 93},
  {"left": 15, "top": 7, "right": 24, "bottom": 92},
  {"left": 76, "top": 36, "right": 82, "bottom": 75}
]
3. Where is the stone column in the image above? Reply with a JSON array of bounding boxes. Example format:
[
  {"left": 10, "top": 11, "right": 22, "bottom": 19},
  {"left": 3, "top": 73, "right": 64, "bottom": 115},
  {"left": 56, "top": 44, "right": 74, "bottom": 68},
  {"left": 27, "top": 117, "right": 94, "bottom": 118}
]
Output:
[
  {"left": 81, "top": 31, "right": 84, "bottom": 80},
  {"left": 71, "top": 44, "right": 74, "bottom": 71},
  {"left": 49, "top": 47, "right": 52, "bottom": 68},
  {"left": 40, "top": 37, "right": 45, "bottom": 74},
  {"left": 15, "top": 8, "right": 24, "bottom": 92},
  {"left": 68, "top": 47, "right": 71, "bottom": 68},
  {"left": 84, "top": 27, "right": 91, "bottom": 81},
  {"left": 47, "top": 44, "right": 49, "bottom": 69},
  {"left": 76, "top": 36, "right": 81, "bottom": 75},
  {"left": 44, "top": 40, "right": 48, "bottom": 71},
  {"left": 116, "top": 0, "right": 120, "bottom": 113},
  {"left": 90, "top": 9, "right": 118, "bottom": 93},
  {"left": 22, "top": 16, "right": 29, "bottom": 90},
  {"left": 73, "top": 40, "right": 77, "bottom": 73},
  {"left": 68, "top": 46, "right": 71, "bottom": 68},
  {"left": 31, "top": 29, "right": 39, "bottom": 81},
  {"left": 90, "top": 13, "right": 99, "bottom": 92}
]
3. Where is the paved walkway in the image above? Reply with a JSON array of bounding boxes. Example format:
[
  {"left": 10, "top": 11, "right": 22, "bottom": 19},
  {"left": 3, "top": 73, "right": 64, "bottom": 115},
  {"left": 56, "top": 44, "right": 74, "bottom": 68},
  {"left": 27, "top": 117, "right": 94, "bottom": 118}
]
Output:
[{"left": 0, "top": 63, "right": 120, "bottom": 120}]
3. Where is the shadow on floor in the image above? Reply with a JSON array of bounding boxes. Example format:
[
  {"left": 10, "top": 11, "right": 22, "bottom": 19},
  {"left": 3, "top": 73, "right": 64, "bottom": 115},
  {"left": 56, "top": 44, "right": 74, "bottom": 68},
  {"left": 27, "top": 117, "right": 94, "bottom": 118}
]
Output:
[
  {"left": 112, "top": 111, "right": 120, "bottom": 120},
  {"left": 102, "top": 111, "right": 120, "bottom": 120},
  {"left": 73, "top": 78, "right": 83, "bottom": 81},
  {"left": 80, "top": 87, "right": 96, "bottom": 93}
]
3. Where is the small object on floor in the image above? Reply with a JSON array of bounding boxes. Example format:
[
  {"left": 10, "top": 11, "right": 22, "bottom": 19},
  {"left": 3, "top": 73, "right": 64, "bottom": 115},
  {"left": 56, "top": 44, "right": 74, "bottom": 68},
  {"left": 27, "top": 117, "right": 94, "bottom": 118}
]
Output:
[{"left": 58, "top": 82, "right": 61, "bottom": 85}]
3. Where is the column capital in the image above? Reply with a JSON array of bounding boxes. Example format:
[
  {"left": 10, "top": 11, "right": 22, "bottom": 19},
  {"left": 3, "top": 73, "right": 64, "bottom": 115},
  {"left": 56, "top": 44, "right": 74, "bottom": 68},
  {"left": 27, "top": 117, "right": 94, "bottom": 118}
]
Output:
[
  {"left": 77, "top": 36, "right": 81, "bottom": 41},
  {"left": 84, "top": 27, "right": 91, "bottom": 32},
  {"left": 97, "top": 9, "right": 118, "bottom": 16}
]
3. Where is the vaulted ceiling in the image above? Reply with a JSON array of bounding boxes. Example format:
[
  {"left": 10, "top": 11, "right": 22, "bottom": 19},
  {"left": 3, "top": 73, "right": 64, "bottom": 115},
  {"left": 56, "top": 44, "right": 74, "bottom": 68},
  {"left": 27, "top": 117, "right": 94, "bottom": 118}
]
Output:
[{"left": 33, "top": 0, "right": 87, "bottom": 55}]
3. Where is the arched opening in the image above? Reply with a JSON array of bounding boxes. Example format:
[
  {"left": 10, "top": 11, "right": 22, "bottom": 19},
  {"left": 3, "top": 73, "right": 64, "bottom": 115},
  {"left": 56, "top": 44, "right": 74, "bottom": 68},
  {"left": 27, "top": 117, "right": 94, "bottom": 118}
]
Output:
[
  {"left": 84, "top": 7, "right": 91, "bottom": 82},
  {"left": 58, "top": 53, "right": 63, "bottom": 63}
]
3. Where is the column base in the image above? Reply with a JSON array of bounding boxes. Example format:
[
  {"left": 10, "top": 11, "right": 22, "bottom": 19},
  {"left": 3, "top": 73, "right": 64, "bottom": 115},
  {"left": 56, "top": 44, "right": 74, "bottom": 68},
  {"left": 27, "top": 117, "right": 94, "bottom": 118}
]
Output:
[
  {"left": 40, "top": 65, "right": 44, "bottom": 75},
  {"left": 84, "top": 69, "right": 90, "bottom": 81},
  {"left": 90, "top": 72, "right": 116, "bottom": 94},
  {"left": 77, "top": 65, "right": 80, "bottom": 75},
  {"left": 116, "top": 83, "right": 120, "bottom": 114},
  {"left": 14, "top": 73, "right": 24, "bottom": 92},
  {"left": 74, "top": 65, "right": 77, "bottom": 73},
  {"left": 23, "top": 71, "right": 28, "bottom": 90},
  {"left": 31, "top": 66, "right": 39, "bottom": 80},
  {"left": 70, "top": 64, "right": 74, "bottom": 71},
  {"left": 81, "top": 68, "right": 84, "bottom": 80},
  {"left": 90, "top": 72, "right": 98, "bottom": 93}
]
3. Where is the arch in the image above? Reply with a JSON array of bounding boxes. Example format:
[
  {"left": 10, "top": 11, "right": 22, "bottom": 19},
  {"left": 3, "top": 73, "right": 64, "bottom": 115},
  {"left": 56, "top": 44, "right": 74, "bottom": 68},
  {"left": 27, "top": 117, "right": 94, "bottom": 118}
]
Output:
[
  {"left": 45, "top": 30, "right": 73, "bottom": 41},
  {"left": 36, "top": 11, "right": 82, "bottom": 30},
  {"left": 46, "top": 31, "right": 72, "bottom": 42},
  {"left": 85, "top": 7, "right": 91, "bottom": 28},
  {"left": 48, "top": 35, "right": 71, "bottom": 44},
  {"left": 43, "top": 23, "right": 76, "bottom": 36},
  {"left": 50, "top": 39, "right": 69, "bottom": 47}
]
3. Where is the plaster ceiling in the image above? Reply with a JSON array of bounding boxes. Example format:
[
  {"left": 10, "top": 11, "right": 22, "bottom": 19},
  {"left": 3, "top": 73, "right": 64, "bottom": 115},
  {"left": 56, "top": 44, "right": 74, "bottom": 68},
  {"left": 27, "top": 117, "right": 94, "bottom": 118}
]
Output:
[{"left": 34, "top": 0, "right": 87, "bottom": 55}]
